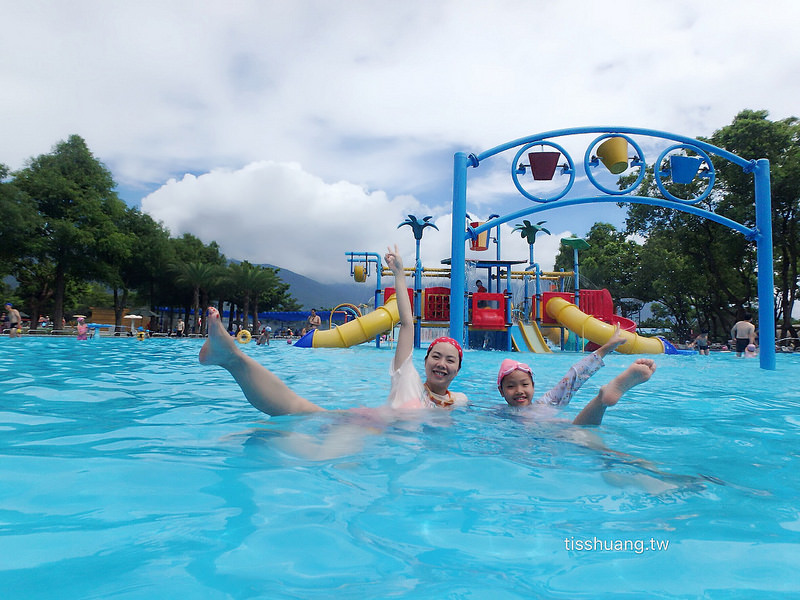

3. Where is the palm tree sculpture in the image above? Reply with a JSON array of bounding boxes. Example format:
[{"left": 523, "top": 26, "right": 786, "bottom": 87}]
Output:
[
  {"left": 512, "top": 220, "right": 551, "bottom": 321},
  {"left": 398, "top": 215, "right": 439, "bottom": 348}
]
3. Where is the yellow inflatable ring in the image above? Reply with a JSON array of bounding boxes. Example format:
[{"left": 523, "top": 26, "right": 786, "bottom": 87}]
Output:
[
  {"left": 236, "top": 329, "right": 252, "bottom": 344},
  {"left": 136, "top": 331, "right": 146, "bottom": 341},
  {"left": 354, "top": 264, "right": 366, "bottom": 283}
]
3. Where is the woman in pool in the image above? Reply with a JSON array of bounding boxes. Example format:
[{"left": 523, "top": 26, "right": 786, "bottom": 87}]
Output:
[
  {"left": 496, "top": 325, "right": 656, "bottom": 425},
  {"left": 199, "top": 245, "right": 466, "bottom": 416}
]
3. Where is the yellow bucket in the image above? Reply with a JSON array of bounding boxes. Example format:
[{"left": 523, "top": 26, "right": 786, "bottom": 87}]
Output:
[{"left": 597, "top": 137, "right": 628, "bottom": 174}]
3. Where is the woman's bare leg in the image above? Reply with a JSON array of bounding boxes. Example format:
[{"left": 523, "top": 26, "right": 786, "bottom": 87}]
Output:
[{"left": 200, "top": 307, "right": 324, "bottom": 416}]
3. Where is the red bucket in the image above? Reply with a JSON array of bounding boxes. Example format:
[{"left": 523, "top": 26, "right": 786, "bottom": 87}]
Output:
[
  {"left": 528, "top": 151, "right": 561, "bottom": 180},
  {"left": 469, "top": 221, "right": 489, "bottom": 251}
]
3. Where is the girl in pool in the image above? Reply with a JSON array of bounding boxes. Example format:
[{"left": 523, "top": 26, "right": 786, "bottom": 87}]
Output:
[
  {"left": 496, "top": 325, "right": 656, "bottom": 425},
  {"left": 199, "top": 245, "right": 466, "bottom": 416}
]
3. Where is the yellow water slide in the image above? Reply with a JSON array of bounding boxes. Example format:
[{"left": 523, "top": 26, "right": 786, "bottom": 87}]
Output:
[
  {"left": 298, "top": 297, "right": 400, "bottom": 348},
  {"left": 510, "top": 322, "right": 552, "bottom": 353},
  {"left": 545, "top": 297, "right": 664, "bottom": 355}
]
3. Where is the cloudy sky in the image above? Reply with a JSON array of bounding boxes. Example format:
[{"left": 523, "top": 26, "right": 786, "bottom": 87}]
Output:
[{"left": 2, "top": 0, "right": 798, "bottom": 284}]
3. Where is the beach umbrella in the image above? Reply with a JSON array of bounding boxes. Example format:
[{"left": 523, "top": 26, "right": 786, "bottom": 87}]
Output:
[{"left": 124, "top": 314, "right": 142, "bottom": 332}]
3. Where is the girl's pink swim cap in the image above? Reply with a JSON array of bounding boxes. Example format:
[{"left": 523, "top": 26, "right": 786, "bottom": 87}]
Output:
[{"left": 497, "top": 358, "right": 534, "bottom": 387}]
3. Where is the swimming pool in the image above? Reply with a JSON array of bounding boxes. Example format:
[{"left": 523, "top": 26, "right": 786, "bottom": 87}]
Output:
[{"left": 1, "top": 337, "right": 798, "bottom": 598}]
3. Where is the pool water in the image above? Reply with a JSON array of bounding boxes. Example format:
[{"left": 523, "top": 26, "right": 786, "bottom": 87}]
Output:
[{"left": 1, "top": 337, "right": 798, "bottom": 599}]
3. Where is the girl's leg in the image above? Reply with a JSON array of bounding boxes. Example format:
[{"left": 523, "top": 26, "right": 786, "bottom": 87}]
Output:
[{"left": 572, "top": 359, "right": 656, "bottom": 426}]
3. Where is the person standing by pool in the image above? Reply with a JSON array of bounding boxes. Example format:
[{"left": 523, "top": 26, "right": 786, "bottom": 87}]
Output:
[
  {"left": 496, "top": 325, "right": 656, "bottom": 425},
  {"left": 4, "top": 302, "right": 20, "bottom": 338},
  {"left": 256, "top": 325, "right": 271, "bottom": 346},
  {"left": 306, "top": 309, "right": 321, "bottom": 331},
  {"left": 76, "top": 317, "right": 89, "bottom": 341},
  {"left": 731, "top": 313, "right": 756, "bottom": 357},
  {"left": 692, "top": 330, "right": 710, "bottom": 356},
  {"left": 198, "top": 245, "right": 466, "bottom": 416}
]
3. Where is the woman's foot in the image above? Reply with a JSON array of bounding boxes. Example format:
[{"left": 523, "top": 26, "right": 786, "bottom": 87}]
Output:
[
  {"left": 598, "top": 359, "right": 656, "bottom": 407},
  {"left": 199, "top": 307, "right": 239, "bottom": 368}
]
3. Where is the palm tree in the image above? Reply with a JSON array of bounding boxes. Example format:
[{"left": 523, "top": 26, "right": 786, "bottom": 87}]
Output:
[
  {"left": 399, "top": 214, "right": 438, "bottom": 267},
  {"left": 398, "top": 215, "right": 439, "bottom": 348},
  {"left": 171, "top": 261, "right": 222, "bottom": 335},
  {"left": 512, "top": 220, "right": 551, "bottom": 267},
  {"left": 399, "top": 214, "right": 438, "bottom": 241},
  {"left": 226, "top": 262, "right": 275, "bottom": 332},
  {"left": 512, "top": 220, "right": 551, "bottom": 321}
]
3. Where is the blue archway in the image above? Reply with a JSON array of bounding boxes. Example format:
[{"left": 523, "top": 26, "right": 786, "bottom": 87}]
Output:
[{"left": 448, "top": 127, "right": 775, "bottom": 370}]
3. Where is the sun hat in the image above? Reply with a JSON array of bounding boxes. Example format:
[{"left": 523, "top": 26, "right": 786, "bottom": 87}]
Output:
[{"left": 497, "top": 358, "right": 534, "bottom": 387}]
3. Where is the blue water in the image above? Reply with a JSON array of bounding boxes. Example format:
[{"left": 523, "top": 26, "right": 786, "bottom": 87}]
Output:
[{"left": 1, "top": 337, "right": 798, "bottom": 599}]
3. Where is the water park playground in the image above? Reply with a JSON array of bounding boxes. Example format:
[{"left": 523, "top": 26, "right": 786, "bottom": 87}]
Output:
[
  {"left": 293, "top": 127, "right": 775, "bottom": 370},
  {"left": 1, "top": 126, "right": 794, "bottom": 599}
]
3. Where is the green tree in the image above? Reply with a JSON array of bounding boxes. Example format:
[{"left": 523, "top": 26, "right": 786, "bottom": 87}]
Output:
[
  {"left": 171, "top": 261, "right": 222, "bottom": 335},
  {"left": 104, "top": 207, "right": 174, "bottom": 330},
  {"left": 163, "top": 234, "right": 226, "bottom": 331},
  {"left": 554, "top": 223, "right": 642, "bottom": 304},
  {"left": 258, "top": 270, "right": 300, "bottom": 313},
  {"left": 12, "top": 135, "right": 130, "bottom": 330},
  {"left": 223, "top": 262, "right": 300, "bottom": 332},
  {"left": 0, "top": 164, "right": 40, "bottom": 275},
  {"left": 706, "top": 110, "right": 800, "bottom": 343},
  {"left": 621, "top": 110, "right": 798, "bottom": 342}
]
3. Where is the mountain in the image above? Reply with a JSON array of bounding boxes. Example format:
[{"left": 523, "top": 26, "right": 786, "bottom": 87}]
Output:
[{"left": 268, "top": 265, "right": 377, "bottom": 310}]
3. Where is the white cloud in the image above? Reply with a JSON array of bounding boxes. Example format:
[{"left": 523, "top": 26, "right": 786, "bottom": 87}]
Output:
[
  {"left": 3, "top": 0, "right": 799, "bottom": 284},
  {"left": 142, "top": 161, "right": 428, "bottom": 282}
]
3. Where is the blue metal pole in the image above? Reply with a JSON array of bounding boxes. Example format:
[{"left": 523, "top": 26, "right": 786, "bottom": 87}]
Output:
[
  {"left": 374, "top": 254, "right": 383, "bottom": 348},
  {"left": 573, "top": 247, "right": 581, "bottom": 352},
  {"left": 493, "top": 219, "right": 502, "bottom": 261},
  {"left": 505, "top": 267, "right": 513, "bottom": 351},
  {"left": 450, "top": 153, "right": 469, "bottom": 347},
  {"left": 573, "top": 248, "right": 580, "bottom": 309},
  {"left": 414, "top": 239, "right": 422, "bottom": 349},
  {"left": 754, "top": 159, "right": 776, "bottom": 370},
  {"left": 531, "top": 264, "right": 541, "bottom": 322}
]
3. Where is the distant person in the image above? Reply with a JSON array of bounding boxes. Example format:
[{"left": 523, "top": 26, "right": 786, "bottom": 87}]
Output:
[
  {"left": 76, "top": 317, "right": 89, "bottom": 341},
  {"left": 744, "top": 344, "right": 758, "bottom": 358},
  {"left": 692, "top": 330, "right": 710, "bottom": 356},
  {"left": 306, "top": 309, "right": 321, "bottom": 331},
  {"left": 257, "top": 326, "right": 272, "bottom": 346},
  {"left": 475, "top": 280, "right": 488, "bottom": 308},
  {"left": 176, "top": 319, "right": 185, "bottom": 338},
  {"left": 731, "top": 313, "right": 756, "bottom": 357},
  {"left": 4, "top": 302, "right": 20, "bottom": 338}
]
